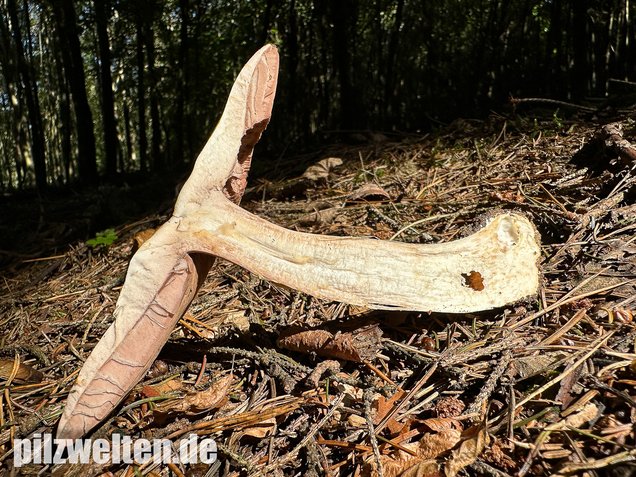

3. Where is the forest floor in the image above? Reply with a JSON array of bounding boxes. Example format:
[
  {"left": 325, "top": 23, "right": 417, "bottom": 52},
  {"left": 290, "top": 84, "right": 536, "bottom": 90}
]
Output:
[{"left": 0, "top": 113, "right": 635, "bottom": 476}]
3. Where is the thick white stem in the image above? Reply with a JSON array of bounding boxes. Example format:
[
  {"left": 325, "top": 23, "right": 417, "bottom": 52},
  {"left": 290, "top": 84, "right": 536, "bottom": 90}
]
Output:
[{"left": 185, "top": 195, "right": 541, "bottom": 313}]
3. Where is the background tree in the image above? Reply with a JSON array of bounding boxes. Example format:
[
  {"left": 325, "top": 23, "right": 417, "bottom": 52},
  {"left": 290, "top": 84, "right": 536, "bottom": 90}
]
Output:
[
  {"left": 94, "top": 0, "right": 118, "bottom": 178},
  {"left": 50, "top": 0, "right": 98, "bottom": 184},
  {"left": 4, "top": 0, "right": 46, "bottom": 189},
  {"left": 0, "top": 0, "right": 635, "bottom": 191}
]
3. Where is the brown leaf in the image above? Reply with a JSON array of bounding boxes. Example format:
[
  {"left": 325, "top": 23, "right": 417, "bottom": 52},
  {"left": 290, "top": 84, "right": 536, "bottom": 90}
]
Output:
[
  {"left": 421, "top": 417, "right": 463, "bottom": 433},
  {"left": 555, "top": 361, "right": 586, "bottom": 409},
  {"left": 277, "top": 323, "right": 382, "bottom": 362},
  {"left": 141, "top": 378, "right": 182, "bottom": 398},
  {"left": 154, "top": 375, "right": 233, "bottom": 417},
  {"left": 0, "top": 358, "right": 44, "bottom": 384},
  {"left": 444, "top": 425, "right": 489, "bottom": 477},
  {"left": 133, "top": 228, "right": 156, "bottom": 252},
  {"left": 242, "top": 416, "right": 276, "bottom": 438},
  {"left": 383, "top": 458, "right": 441, "bottom": 477},
  {"left": 418, "top": 429, "right": 463, "bottom": 460},
  {"left": 374, "top": 390, "right": 408, "bottom": 435},
  {"left": 302, "top": 157, "right": 343, "bottom": 181},
  {"left": 366, "top": 430, "right": 460, "bottom": 477},
  {"left": 347, "top": 183, "right": 391, "bottom": 202}
]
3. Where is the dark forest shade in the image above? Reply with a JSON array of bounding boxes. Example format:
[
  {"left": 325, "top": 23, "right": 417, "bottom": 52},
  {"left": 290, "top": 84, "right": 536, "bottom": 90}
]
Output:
[{"left": 0, "top": 0, "right": 635, "bottom": 190}]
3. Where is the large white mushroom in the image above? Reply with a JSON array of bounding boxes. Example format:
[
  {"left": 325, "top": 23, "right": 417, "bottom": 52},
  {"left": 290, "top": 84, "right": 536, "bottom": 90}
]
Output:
[{"left": 57, "top": 45, "right": 541, "bottom": 440}]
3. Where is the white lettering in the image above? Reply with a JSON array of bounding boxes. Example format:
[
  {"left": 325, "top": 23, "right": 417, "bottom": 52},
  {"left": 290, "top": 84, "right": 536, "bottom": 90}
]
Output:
[
  {"left": 93, "top": 439, "right": 110, "bottom": 464},
  {"left": 12, "top": 433, "right": 217, "bottom": 465},
  {"left": 13, "top": 438, "right": 31, "bottom": 467}
]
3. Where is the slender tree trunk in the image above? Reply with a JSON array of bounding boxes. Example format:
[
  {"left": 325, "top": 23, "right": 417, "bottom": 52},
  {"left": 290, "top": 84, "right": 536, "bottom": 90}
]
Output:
[
  {"left": 123, "top": 96, "right": 133, "bottom": 173},
  {"left": 546, "top": 0, "right": 563, "bottom": 96},
  {"left": 385, "top": 0, "right": 404, "bottom": 122},
  {"left": 53, "top": 34, "right": 72, "bottom": 184},
  {"left": 94, "top": 0, "right": 119, "bottom": 178},
  {"left": 571, "top": 0, "right": 589, "bottom": 99},
  {"left": 7, "top": 0, "right": 47, "bottom": 189},
  {"left": 286, "top": 0, "right": 299, "bottom": 138},
  {"left": 260, "top": 0, "right": 273, "bottom": 45},
  {"left": 329, "top": 0, "right": 358, "bottom": 129},
  {"left": 144, "top": 21, "right": 161, "bottom": 171},
  {"left": 175, "top": 0, "right": 189, "bottom": 166},
  {"left": 52, "top": 0, "right": 98, "bottom": 184},
  {"left": 135, "top": 17, "right": 147, "bottom": 172},
  {"left": 0, "top": 8, "right": 27, "bottom": 187}
]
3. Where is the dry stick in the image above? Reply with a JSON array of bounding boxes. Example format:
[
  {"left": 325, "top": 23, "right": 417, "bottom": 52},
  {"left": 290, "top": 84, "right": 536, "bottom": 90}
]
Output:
[
  {"left": 490, "top": 332, "right": 614, "bottom": 437},
  {"left": 260, "top": 393, "right": 346, "bottom": 475},
  {"left": 519, "top": 402, "right": 597, "bottom": 477},
  {"left": 465, "top": 349, "right": 512, "bottom": 417},
  {"left": 558, "top": 448, "right": 636, "bottom": 473},
  {"left": 514, "top": 330, "right": 614, "bottom": 411},
  {"left": 374, "top": 363, "right": 438, "bottom": 436},
  {"left": 363, "top": 389, "right": 383, "bottom": 477},
  {"left": 164, "top": 397, "right": 305, "bottom": 440},
  {"left": 538, "top": 308, "right": 589, "bottom": 346},
  {"left": 509, "top": 272, "right": 633, "bottom": 331}
]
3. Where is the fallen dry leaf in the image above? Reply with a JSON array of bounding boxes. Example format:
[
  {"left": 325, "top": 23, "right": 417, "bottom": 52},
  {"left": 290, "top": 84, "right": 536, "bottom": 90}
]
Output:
[
  {"left": 421, "top": 417, "right": 463, "bottom": 433},
  {"left": 141, "top": 378, "right": 183, "bottom": 398},
  {"left": 302, "top": 157, "right": 343, "bottom": 181},
  {"left": 133, "top": 228, "right": 156, "bottom": 252},
  {"left": 153, "top": 374, "right": 233, "bottom": 417},
  {"left": 277, "top": 323, "right": 382, "bottom": 362},
  {"left": 381, "top": 458, "right": 441, "bottom": 477},
  {"left": 242, "top": 416, "right": 277, "bottom": 438},
  {"left": 0, "top": 358, "right": 44, "bottom": 383},
  {"left": 347, "top": 183, "right": 391, "bottom": 202},
  {"left": 366, "top": 429, "right": 461, "bottom": 476},
  {"left": 374, "top": 390, "right": 408, "bottom": 435},
  {"left": 444, "top": 425, "right": 489, "bottom": 477}
]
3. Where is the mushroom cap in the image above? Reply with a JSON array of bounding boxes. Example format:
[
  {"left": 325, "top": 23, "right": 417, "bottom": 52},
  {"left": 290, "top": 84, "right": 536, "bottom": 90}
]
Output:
[{"left": 174, "top": 44, "right": 279, "bottom": 215}]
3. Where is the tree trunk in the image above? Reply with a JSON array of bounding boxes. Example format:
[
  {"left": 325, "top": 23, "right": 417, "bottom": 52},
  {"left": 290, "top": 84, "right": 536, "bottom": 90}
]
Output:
[
  {"left": 571, "top": 0, "right": 589, "bottom": 99},
  {"left": 123, "top": 96, "right": 133, "bottom": 173},
  {"left": 286, "top": 0, "right": 299, "bottom": 138},
  {"left": 94, "top": 0, "right": 119, "bottom": 179},
  {"left": 329, "top": 0, "right": 359, "bottom": 130},
  {"left": 144, "top": 21, "right": 161, "bottom": 171},
  {"left": 52, "top": 0, "right": 98, "bottom": 184},
  {"left": 545, "top": 0, "right": 564, "bottom": 96},
  {"left": 175, "top": 0, "right": 189, "bottom": 166},
  {"left": 385, "top": 0, "right": 404, "bottom": 122},
  {"left": 136, "top": 16, "right": 147, "bottom": 172},
  {"left": 260, "top": 0, "right": 273, "bottom": 45},
  {"left": 52, "top": 28, "right": 72, "bottom": 184},
  {"left": 7, "top": 0, "right": 47, "bottom": 189},
  {"left": 0, "top": 7, "right": 27, "bottom": 187}
]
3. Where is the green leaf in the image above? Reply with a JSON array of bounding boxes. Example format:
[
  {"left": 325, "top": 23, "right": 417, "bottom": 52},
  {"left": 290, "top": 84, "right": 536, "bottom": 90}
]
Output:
[{"left": 86, "top": 229, "right": 118, "bottom": 249}]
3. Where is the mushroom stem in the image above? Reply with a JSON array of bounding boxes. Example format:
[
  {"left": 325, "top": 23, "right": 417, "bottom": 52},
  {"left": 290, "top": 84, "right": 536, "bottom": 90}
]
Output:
[{"left": 184, "top": 196, "right": 540, "bottom": 313}]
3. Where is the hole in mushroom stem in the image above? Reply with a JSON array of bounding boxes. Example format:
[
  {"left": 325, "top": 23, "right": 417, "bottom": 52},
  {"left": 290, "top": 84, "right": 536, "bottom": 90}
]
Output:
[{"left": 462, "top": 271, "right": 485, "bottom": 291}]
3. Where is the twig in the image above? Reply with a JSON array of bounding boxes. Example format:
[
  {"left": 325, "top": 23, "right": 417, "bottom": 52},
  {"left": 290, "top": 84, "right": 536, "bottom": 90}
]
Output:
[
  {"left": 364, "top": 389, "right": 383, "bottom": 477},
  {"left": 259, "top": 393, "right": 345, "bottom": 475}
]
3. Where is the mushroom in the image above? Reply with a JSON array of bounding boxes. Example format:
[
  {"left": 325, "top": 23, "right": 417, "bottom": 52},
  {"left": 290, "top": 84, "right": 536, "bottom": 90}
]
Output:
[{"left": 56, "top": 45, "right": 541, "bottom": 440}]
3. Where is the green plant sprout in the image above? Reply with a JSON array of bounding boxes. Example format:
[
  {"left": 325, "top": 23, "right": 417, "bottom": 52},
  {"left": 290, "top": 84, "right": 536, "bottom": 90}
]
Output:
[{"left": 86, "top": 228, "right": 118, "bottom": 249}]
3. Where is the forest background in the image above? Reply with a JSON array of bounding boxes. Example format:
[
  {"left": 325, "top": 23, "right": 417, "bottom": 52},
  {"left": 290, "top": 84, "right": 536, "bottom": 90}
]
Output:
[{"left": 0, "top": 0, "right": 635, "bottom": 192}]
